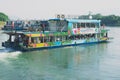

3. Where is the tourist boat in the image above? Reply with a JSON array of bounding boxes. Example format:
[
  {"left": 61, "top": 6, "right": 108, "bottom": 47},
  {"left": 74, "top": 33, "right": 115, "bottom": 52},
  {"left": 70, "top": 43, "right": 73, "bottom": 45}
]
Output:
[{"left": 2, "top": 15, "right": 109, "bottom": 51}]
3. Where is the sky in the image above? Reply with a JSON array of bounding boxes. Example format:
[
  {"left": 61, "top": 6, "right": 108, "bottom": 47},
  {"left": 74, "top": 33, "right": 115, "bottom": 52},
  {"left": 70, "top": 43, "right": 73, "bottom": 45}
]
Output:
[{"left": 0, "top": 0, "right": 120, "bottom": 20}]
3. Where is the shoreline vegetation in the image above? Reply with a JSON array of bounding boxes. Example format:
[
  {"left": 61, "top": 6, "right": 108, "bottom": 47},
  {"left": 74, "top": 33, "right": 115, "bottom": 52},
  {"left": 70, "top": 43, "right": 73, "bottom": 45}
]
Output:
[
  {"left": 79, "top": 14, "right": 120, "bottom": 26},
  {"left": 0, "top": 12, "right": 120, "bottom": 27},
  {"left": 0, "top": 12, "right": 9, "bottom": 29}
]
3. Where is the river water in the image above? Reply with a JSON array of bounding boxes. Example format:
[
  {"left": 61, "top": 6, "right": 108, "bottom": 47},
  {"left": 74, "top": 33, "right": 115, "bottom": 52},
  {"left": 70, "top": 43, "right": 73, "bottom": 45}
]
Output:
[{"left": 0, "top": 27, "right": 120, "bottom": 80}]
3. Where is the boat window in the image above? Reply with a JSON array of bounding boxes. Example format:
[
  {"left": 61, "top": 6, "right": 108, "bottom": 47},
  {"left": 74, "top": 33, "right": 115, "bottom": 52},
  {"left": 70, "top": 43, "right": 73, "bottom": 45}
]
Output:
[
  {"left": 97, "top": 33, "right": 100, "bottom": 38},
  {"left": 81, "top": 23, "right": 85, "bottom": 28},
  {"left": 90, "top": 34, "right": 95, "bottom": 38},
  {"left": 40, "top": 21, "right": 49, "bottom": 31},
  {"left": 80, "top": 34, "right": 86, "bottom": 39},
  {"left": 95, "top": 23, "right": 99, "bottom": 28},
  {"left": 56, "top": 20, "right": 68, "bottom": 32},
  {"left": 50, "top": 36, "right": 55, "bottom": 42},
  {"left": 77, "top": 23, "right": 81, "bottom": 28},
  {"left": 56, "top": 36, "right": 62, "bottom": 41},
  {"left": 44, "top": 36, "right": 49, "bottom": 42},
  {"left": 36, "top": 37, "right": 41, "bottom": 43},
  {"left": 91, "top": 23, "right": 95, "bottom": 28},
  {"left": 11, "top": 36, "right": 15, "bottom": 42},
  {"left": 78, "top": 35, "right": 81, "bottom": 39},
  {"left": 49, "top": 20, "right": 68, "bottom": 32},
  {"left": 31, "top": 37, "right": 34, "bottom": 43},
  {"left": 33, "top": 37, "right": 37, "bottom": 43},
  {"left": 62, "top": 36, "right": 66, "bottom": 41},
  {"left": 39, "top": 37, "right": 43, "bottom": 43},
  {"left": 86, "top": 23, "right": 90, "bottom": 28},
  {"left": 73, "top": 23, "right": 77, "bottom": 28},
  {"left": 69, "top": 35, "right": 75, "bottom": 40},
  {"left": 75, "top": 35, "right": 81, "bottom": 39},
  {"left": 48, "top": 20, "right": 57, "bottom": 31},
  {"left": 66, "top": 36, "right": 69, "bottom": 40}
]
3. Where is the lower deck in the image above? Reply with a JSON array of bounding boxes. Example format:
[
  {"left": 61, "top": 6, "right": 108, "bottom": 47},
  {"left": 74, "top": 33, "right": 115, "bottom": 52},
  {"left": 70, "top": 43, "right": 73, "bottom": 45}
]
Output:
[{"left": 2, "top": 36, "right": 108, "bottom": 51}]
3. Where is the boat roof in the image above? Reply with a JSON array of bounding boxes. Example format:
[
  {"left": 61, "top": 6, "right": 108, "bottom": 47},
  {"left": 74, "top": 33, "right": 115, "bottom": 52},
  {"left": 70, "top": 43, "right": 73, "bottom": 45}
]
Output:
[
  {"left": 66, "top": 19, "right": 101, "bottom": 23},
  {"left": 49, "top": 18, "right": 101, "bottom": 23}
]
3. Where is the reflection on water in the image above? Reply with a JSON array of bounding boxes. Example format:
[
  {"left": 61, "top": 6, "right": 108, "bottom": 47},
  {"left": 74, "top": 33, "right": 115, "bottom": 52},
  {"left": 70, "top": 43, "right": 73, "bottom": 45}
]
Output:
[{"left": 0, "top": 27, "right": 120, "bottom": 80}]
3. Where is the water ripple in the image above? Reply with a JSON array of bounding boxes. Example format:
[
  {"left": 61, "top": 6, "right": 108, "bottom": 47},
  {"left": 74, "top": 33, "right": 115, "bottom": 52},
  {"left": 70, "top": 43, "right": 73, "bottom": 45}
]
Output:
[{"left": 0, "top": 49, "right": 22, "bottom": 63}]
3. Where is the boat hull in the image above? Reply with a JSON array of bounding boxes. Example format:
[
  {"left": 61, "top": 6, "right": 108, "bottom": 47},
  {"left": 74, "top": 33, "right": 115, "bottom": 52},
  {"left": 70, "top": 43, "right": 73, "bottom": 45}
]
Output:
[{"left": 2, "top": 40, "right": 108, "bottom": 52}]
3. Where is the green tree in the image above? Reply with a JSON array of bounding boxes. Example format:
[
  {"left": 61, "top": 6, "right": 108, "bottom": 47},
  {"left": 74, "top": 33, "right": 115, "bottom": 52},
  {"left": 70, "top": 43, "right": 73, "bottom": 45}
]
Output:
[
  {"left": 92, "top": 13, "right": 103, "bottom": 20},
  {"left": 92, "top": 14, "right": 120, "bottom": 26},
  {"left": 101, "top": 15, "right": 119, "bottom": 26},
  {"left": 0, "top": 12, "right": 9, "bottom": 21}
]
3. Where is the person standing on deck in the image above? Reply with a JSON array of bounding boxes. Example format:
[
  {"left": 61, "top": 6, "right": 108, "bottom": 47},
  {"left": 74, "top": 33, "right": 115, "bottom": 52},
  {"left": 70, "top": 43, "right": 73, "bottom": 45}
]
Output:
[
  {"left": 41, "top": 24, "right": 45, "bottom": 33},
  {"left": 11, "top": 21, "right": 14, "bottom": 30}
]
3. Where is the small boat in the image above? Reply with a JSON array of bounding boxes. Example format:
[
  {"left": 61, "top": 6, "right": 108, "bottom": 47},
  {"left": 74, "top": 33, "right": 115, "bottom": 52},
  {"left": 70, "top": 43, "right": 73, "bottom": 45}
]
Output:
[{"left": 2, "top": 15, "right": 109, "bottom": 51}]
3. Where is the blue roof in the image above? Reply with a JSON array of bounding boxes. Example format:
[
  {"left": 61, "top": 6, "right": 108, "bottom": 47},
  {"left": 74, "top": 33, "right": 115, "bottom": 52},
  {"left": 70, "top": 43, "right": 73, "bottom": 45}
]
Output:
[
  {"left": 66, "top": 19, "right": 101, "bottom": 23},
  {"left": 49, "top": 18, "right": 61, "bottom": 21},
  {"left": 49, "top": 18, "right": 101, "bottom": 23}
]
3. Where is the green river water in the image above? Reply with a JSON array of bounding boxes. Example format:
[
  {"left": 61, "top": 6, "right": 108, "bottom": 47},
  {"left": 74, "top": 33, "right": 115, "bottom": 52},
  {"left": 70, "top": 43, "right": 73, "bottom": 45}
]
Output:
[{"left": 0, "top": 27, "right": 120, "bottom": 80}]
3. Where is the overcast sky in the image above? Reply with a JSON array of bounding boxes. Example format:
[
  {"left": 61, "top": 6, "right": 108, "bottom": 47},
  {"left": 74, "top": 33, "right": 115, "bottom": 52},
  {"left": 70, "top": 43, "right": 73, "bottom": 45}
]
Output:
[{"left": 0, "top": 0, "right": 120, "bottom": 19}]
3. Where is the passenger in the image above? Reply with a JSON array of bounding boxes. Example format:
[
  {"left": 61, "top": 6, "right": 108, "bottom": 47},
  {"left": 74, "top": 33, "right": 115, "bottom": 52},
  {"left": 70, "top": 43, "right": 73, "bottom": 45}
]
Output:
[
  {"left": 23, "top": 37, "right": 28, "bottom": 47},
  {"left": 41, "top": 24, "right": 45, "bottom": 33},
  {"left": 37, "top": 28, "right": 41, "bottom": 32}
]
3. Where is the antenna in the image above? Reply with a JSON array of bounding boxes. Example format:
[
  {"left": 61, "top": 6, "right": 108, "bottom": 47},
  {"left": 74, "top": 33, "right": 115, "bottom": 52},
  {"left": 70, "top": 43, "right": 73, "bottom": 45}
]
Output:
[{"left": 89, "top": 11, "right": 92, "bottom": 19}]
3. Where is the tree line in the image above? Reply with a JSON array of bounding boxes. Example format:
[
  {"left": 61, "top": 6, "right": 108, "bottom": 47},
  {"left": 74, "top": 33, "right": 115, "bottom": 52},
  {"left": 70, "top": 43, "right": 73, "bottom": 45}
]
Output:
[
  {"left": 92, "top": 14, "right": 120, "bottom": 26},
  {"left": 80, "top": 13, "right": 120, "bottom": 26},
  {"left": 0, "top": 12, "right": 120, "bottom": 26}
]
